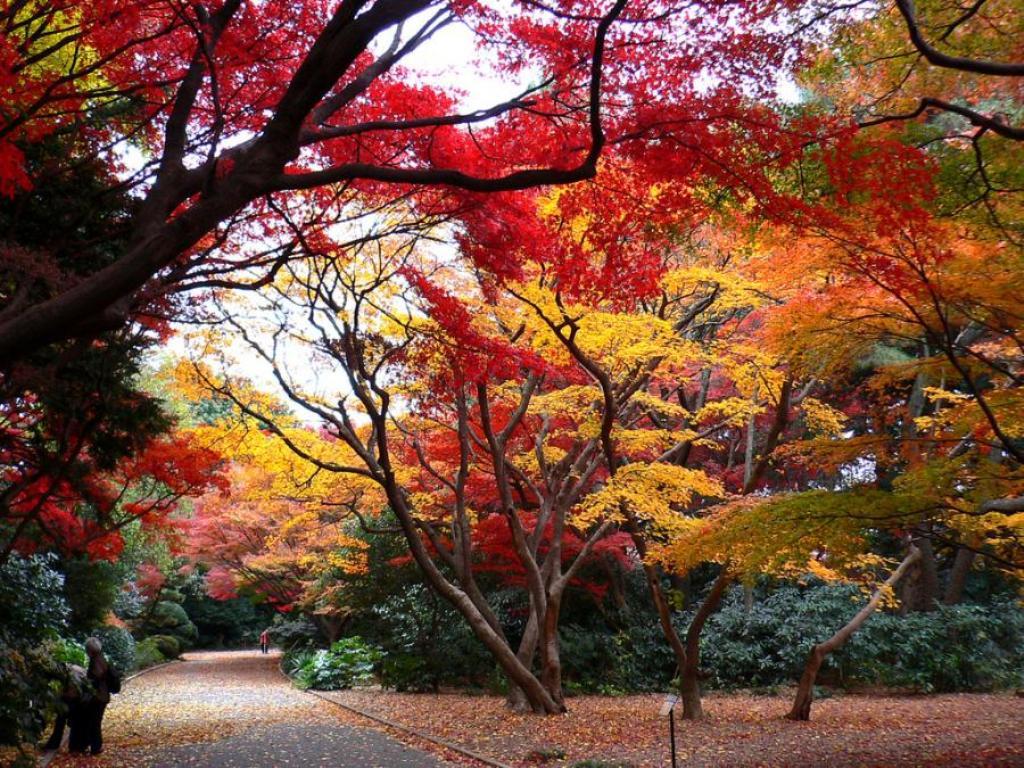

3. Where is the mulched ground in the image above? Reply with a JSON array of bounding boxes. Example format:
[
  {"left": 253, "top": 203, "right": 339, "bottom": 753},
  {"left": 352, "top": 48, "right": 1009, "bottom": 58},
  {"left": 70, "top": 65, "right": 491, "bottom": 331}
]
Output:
[
  {"left": 36, "top": 651, "right": 1024, "bottom": 768},
  {"left": 320, "top": 688, "right": 1024, "bottom": 767},
  {"left": 44, "top": 651, "right": 458, "bottom": 768}
]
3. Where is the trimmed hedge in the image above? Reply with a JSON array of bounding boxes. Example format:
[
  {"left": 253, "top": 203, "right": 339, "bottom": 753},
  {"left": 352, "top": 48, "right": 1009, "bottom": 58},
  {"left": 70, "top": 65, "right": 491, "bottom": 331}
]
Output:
[
  {"left": 135, "top": 637, "right": 168, "bottom": 670},
  {"left": 148, "top": 634, "right": 182, "bottom": 659}
]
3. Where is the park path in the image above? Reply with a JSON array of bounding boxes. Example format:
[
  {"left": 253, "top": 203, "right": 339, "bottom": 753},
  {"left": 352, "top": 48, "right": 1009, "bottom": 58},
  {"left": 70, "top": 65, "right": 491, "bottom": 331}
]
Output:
[{"left": 48, "top": 650, "right": 457, "bottom": 768}]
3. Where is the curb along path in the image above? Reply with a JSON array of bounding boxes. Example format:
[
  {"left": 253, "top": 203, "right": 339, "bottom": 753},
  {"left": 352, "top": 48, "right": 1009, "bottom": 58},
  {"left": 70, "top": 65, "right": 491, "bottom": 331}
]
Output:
[
  {"left": 303, "top": 688, "right": 515, "bottom": 768},
  {"left": 275, "top": 655, "right": 513, "bottom": 768}
]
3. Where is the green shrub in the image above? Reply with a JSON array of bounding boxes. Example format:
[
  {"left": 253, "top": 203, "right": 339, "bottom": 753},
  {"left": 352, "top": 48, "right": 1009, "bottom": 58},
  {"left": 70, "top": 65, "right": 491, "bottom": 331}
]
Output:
[
  {"left": 560, "top": 614, "right": 674, "bottom": 695},
  {"left": 145, "top": 600, "right": 199, "bottom": 647},
  {"left": 0, "top": 553, "right": 68, "bottom": 641},
  {"left": 91, "top": 626, "right": 136, "bottom": 674},
  {"left": 135, "top": 638, "right": 168, "bottom": 670},
  {"left": 697, "top": 583, "right": 1024, "bottom": 692},
  {"left": 51, "top": 637, "right": 88, "bottom": 667},
  {"left": 293, "top": 637, "right": 383, "bottom": 690},
  {"left": 282, "top": 648, "right": 317, "bottom": 676},
  {"left": 860, "top": 599, "right": 1024, "bottom": 691},
  {"left": 367, "top": 584, "right": 498, "bottom": 692},
  {"left": 0, "top": 555, "right": 69, "bottom": 755},
  {"left": 378, "top": 653, "right": 439, "bottom": 693},
  {"left": 0, "top": 638, "right": 65, "bottom": 751},
  {"left": 149, "top": 634, "right": 182, "bottom": 659},
  {"left": 270, "top": 616, "right": 322, "bottom": 651}
]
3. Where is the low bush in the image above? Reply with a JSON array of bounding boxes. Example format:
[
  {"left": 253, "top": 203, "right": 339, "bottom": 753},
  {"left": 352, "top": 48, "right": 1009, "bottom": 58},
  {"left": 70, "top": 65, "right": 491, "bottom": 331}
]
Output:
[
  {"left": 860, "top": 599, "right": 1024, "bottom": 691},
  {"left": 0, "top": 553, "right": 68, "bottom": 640},
  {"left": 135, "top": 637, "right": 168, "bottom": 670},
  {"left": 143, "top": 601, "right": 198, "bottom": 648},
  {"left": 697, "top": 583, "right": 1024, "bottom": 692},
  {"left": 148, "top": 634, "right": 182, "bottom": 659},
  {"left": 561, "top": 618, "right": 673, "bottom": 695},
  {"left": 270, "top": 616, "right": 323, "bottom": 651},
  {"left": 0, "top": 554, "right": 70, "bottom": 761},
  {"left": 282, "top": 648, "right": 316, "bottom": 677},
  {"left": 51, "top": 637, "right": 87, "bottom": 668},
  {"left": 292, "top": 637, "right": 383, "bottom": 690},
  {"left": 365, "top": 583, "right": 498, "bottom": 692},
  {"left": 378, "top": 653, "right": 439, "bottom": 693}
]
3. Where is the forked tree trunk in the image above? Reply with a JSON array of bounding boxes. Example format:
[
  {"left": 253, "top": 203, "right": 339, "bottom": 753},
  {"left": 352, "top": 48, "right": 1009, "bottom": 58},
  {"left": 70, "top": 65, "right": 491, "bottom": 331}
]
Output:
[
  {"left": 641, "top": 562, "right": 689, "bottom": 680},
  {"left": 787, "top": 546, "right": 921, "bottom": 721},
  {"left": 638, "top": 553, "right": 730, "bottom": 721},
  {"left": 383, "top": 488, "right": 564, "bottom": 714}
]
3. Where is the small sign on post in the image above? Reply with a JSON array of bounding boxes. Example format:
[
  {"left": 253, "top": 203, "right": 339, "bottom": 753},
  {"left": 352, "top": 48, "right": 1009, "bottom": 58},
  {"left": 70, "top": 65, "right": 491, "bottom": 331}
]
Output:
[
  {"left": 660, "top": 694, "right": 679, "bottom": 767},
  {"left": 659, "top": 693, "right": 679, "bottom": 717}
]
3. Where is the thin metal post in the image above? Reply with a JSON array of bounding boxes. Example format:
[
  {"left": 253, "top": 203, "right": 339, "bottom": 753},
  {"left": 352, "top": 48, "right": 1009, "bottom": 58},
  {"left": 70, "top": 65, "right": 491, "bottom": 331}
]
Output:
[{"left": 669, "top": 707, "right": 677, "bottom": 768}]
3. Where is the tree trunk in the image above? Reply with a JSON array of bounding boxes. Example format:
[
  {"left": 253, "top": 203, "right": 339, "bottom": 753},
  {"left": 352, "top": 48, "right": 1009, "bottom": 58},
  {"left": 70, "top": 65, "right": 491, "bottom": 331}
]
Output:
[
  {"left": 679, "top": 569, "right": 731, "bottom": 719},
  {"left": 604, "top": 556, "right": 629, "bottom": 612},
  {"left": 787, "top": 546, "right": 921, "bottom": 721},
  {"left": 787, "top": 645, "right": 826, "bottom": 722},
  {"left": 312, "top": 613, "right": 349, "bottom": 644},
  {"left": 506, "top": 607, "right": 540, "bottom": 712},
  {"left": 899, "top": 537, "right": 939, "bottom": 613},
  {"left": 641, "top": 561, "right": 689, "bottom": 672},
  {"left": 943, "top": 547, "right": 975, "bottom": 605},
  {"left": 386, "top": 490, "right": 563, "bottom": 714},
  {"left": 448, "top": 585, "right": 562, "bottom": 714},
  {"left": 539, "top": 597, "right": 565, "bottom": 708},
  {"left": 914, "top": 538, "right": 940, "bottom": 611},
  {"left": 634, "top": 534, "right": 729, "bottom": 721}
]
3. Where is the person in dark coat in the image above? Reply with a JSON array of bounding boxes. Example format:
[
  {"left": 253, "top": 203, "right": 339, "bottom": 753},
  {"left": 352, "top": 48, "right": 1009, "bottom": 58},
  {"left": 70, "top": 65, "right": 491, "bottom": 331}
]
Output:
[
  {"left": 43, "top": 663, "right": 86, "bottom": 751},
  {"left": 69, "top": 637, "right": 111, "bottom": 755}
]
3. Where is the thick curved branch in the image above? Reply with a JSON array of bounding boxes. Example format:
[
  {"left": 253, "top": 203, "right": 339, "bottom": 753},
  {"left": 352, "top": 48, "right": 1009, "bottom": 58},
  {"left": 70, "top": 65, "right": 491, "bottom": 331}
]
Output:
[
  {"left": 894, "top": 0, "right": 1024, "bottom": 76},
  {"left": 859, "top": 97, "right": 1024, "bottom": 141}
]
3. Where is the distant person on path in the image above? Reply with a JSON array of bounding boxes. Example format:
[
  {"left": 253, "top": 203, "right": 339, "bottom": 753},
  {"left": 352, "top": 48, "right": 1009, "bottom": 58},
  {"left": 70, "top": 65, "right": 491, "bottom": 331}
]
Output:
[
  {"left": 260, "top": 629, "right": 270, "bottom": 654},
  {"left": 70, "top": 637, "right": 119, "bottom": 755}
]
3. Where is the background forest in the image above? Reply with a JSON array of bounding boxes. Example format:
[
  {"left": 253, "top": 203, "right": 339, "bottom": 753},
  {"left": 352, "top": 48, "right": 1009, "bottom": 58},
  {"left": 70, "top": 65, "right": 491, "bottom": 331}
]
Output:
[{"left": 1, "top": 0, "right": 1022, "bottom": 762}]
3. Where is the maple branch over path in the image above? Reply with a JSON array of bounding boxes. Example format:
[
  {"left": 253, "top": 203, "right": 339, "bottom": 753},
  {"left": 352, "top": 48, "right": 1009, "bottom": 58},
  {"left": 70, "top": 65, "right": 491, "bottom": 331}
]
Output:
[{"left": 0, "top": 0, "right": 635, "bottom": 366}]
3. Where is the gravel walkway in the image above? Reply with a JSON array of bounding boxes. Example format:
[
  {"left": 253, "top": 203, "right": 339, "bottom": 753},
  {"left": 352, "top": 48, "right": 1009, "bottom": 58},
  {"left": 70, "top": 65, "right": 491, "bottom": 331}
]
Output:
[
  {"left": 141, "top": 722, "right": 453, "bottom": 767},
  {"left": 47, "top": 650, "right": 456, "bottom": 768}
]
